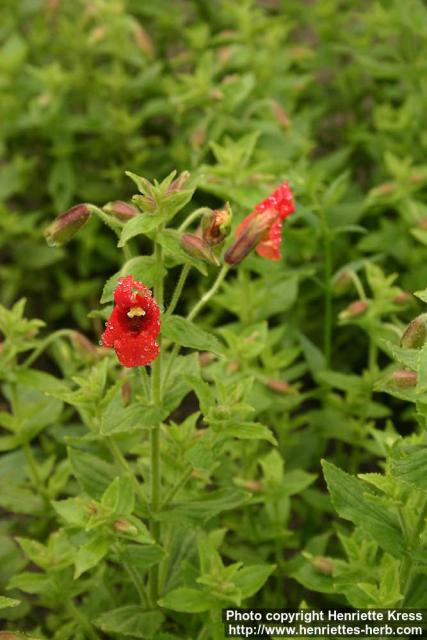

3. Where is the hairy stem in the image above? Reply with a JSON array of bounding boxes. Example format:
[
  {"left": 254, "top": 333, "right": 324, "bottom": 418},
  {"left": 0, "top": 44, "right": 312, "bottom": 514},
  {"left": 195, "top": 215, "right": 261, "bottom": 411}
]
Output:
[{"left": 165, "top": 264, "right": 191, "bottom": 318}]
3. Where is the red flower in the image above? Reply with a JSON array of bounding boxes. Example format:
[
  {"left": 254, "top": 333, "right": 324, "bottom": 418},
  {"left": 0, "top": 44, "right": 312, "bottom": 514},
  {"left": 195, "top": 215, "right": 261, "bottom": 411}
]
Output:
[
  {"left": 101, "top": 276, "right": 160, "bottom": 368},
  {"left": 226, "top": 182, "right": 295, "bottom": 264}
]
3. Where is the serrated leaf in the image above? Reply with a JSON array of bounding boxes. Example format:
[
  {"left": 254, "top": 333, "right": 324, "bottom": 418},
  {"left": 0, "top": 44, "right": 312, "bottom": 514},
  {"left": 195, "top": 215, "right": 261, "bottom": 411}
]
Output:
[
  {"left": 118, "top": 216, "right": 159, "bottom": 247},
  {"left": 162, "top": 316, "right": 222, "bottom": 354},
  {"left": 322, "top": 460, "right": 404, "bottom": 557},
  {"left": 158, "top": 587, "right": 217, "bottom": 612},
  {"left": 68, "top": 448, "right": 116, "bottom": 499},
  {"left": 390, "top": 447, "right": 427, "bottom": 490},
  {"left": 161, "top": 489, "right": 250, "bottom": 520},
  {"left": 233, "top": 564, "right": 275, "bottom": 598},
  {"left": 94, "top": 606, "right": 164, "bottom": 638},
  {"left": 74, "top": 534, "right": 110, "bottom": 578},
  {"left": 218, "top": 421, "right": 277, "bottom": 445},
  {"left": 101, "top": 476, "right": 135, "bottom": 516}
]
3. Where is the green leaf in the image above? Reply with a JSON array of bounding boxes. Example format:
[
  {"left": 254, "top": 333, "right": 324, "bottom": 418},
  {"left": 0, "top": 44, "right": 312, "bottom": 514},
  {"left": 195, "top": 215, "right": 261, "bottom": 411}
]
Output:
[
  {"left": 101, "top": 399, "right": 165, "bottom": 435},
  {"left": 158, "top": 587, "right": 217, "bottom": 613},
  {"left": 118, "top": 216, "right": 159, "bottom": 247},
  {"left": 218, "top": 421, "right": 277, "bottom": 445},
  {"left": 94, "top": 606, "right": 164, "bottom": 638},
  {"left": 162, "top": 316, "right": 222, "bottom": 355},
  {"left": 162, "top": 489, "right": 250, "bottom": 520},
  {"left": 68, "top": 448, "right": 116, "bottom": 499},
  {"left": 233, "top": 564, "right": 275, "bottom": 599},
  {"left": 322, "top": 460, "right": 405, "bottom": 557},
  {"left": 390, "top": 447, "right": 427, "bottom": 490},
  {"left": 8, "top": 572, "right": 54, "bottom": 595},
  {"left": 74, "top": 534, "right": 110, "bottom": 578},
  {"left": 417, "top": 343, "right": 427, "bottom": 392},
  {"left": 380, "top": 340, "right": 418, "bottom": 370},
  {"left": 52, "top": 497, "right": 89, "bottom": 526},
  {"left": 183, "top": 374, "right": 215, "bottom": 414},
  {"left": 0, "top": 596, "right": 20, "bottom": 610},
  {"left": 101, "top": 476, "right": 135, "bottom": 516},
  {"left": 122, "top": 544, "right": 165, "bottom": 570},
  {"left": 414, "top": 287, "right": 427, "bottom": 303}
]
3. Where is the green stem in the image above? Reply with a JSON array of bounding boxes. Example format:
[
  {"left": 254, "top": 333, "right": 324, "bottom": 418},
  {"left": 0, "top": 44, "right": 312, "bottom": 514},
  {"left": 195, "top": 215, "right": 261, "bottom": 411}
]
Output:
[
  {"left": 160, "top": 466, "right": 193, "bottom": 510},
  {"left": 368, "top": 338, "right": 378, "bottom": 375},
  {"left": 165, "top": 264, "right": 191, "bottom": 318},
  {"left": 23, "top": 329, "right": 76, "bottom": 367},
  {"left": 178, "top": 207, "right": 211, "bottom": 232},
  {"left": 348, "top": 270, "right": 367, "bottom": 300},
  {"left": 87, "top": 204, "right": 122, "bottom": 236},
  {"left": 22, "top": 439, "right": 50, "bottom": 504},
  {"left": 187, "top": 263, "right": 229, "bottom": 322},
  {"left": 66, "top": 598, "right": 101, "bottom": 640},
  {"left": 319, "top": 210, "right": 333, "bottom": 369},
  {"left": 149, "top": 236, "right": 165, "bottom": 605},
  {"left": 115, "top": 544, "right": 149, "bottom": 607},
  {"left": 106, "top": 437, "right": 147, "bottom": 508},
  {"left": 137, "top": 366, "right": 150, "bottom": 400}
]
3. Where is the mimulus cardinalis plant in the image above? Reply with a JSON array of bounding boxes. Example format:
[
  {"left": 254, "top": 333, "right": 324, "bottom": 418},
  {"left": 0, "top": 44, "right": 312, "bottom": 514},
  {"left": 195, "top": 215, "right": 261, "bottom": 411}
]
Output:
[{"left": 4, "top": 170, "right": 295, "bottom": 638}]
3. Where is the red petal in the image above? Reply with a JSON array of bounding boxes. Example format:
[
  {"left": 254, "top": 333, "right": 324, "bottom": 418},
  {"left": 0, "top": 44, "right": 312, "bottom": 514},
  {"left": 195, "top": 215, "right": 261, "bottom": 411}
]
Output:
[
  {"left": 255, "top": 219, "right": 283, "bottom": 261},
  {"left": 114, "top": 333, "right": 160, "bottom": 368}
]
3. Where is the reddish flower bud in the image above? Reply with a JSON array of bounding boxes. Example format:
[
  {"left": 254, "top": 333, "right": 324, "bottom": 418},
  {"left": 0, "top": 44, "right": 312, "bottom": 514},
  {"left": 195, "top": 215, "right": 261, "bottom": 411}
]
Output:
[
  {"left": 271, "top": 100, "right": 291, "bottom": 129},
  {"left": 225, "top": 208, "right": 279, "bottom": 265},
  {"left": 389, "top": 370, "right": 417, "bottom": 388},
  {"left": 266, "top": 378, "right": 293, "bottom": 394},
  {"left": 103, "top": 201, "right": 138, "bottom": 221},
  {"left": 44, "top": 204, "right": 90, "bottom": 246},
  {"left": 401, "top": 315, "right": 427, "bottom": 349},
  {"left": 241, "top": 479, "right": 263, "bottom": 493},
  {"left": 181, "top": 234, "right": 220, "bottom": 265},
  {"left": 312, "top": 556, "right": 335, "bottom": 575},
  {"left": 113, "top": 518, "right": 138, "bottom": 535},
  {"left": 199, "top": 352, "right": 216, "bottom": 367},
  {"left": 71, "top": 331, "right": 98, "bottom": 360},
  {"left": 202, "top": 204, "right": 232, "bottom": 246},
  {"left": 133, "top": 23, "right": 154, "bottom": 58},
  {"left": 121, "top": 381, "right": 132, "bottom": 406},
  {"left": 132, "top": 194, "right": 157, "bottom": 213},
  {"left": 167, "top": 171, "right": 190, "bottom": 194},
  {"left": 340, "top": 300, "right": 369, "bottom": 318},
  {"left": 393, "top": 291, "right": 412, "bottom": 305}
]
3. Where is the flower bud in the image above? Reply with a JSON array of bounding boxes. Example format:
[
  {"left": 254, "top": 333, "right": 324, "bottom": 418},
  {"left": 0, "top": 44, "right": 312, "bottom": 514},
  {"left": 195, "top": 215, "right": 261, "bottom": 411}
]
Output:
[
  {"left": 70, "top": 331, "right": 99, "bottom": 362},
  {"left": 312, "top": 556, "right": 335, "bottom": 575},
  {"left": 167, "top": 171, "right": 190, "bottom": 194},
  {"left": 271, "top": 100, "right": 291, "bottom": 129},
  {"left": 393, "top": 291, "right": 412, "bottom": 305},
  {"left": 266, "top": 379, "right": 293, "bottom": 394},
  {"left": 113, "top": 518, "right": 138, "bottom": 536},
  {"left": 239, "top": 479, "right": 263, "bottom": 493},
  {"left": 103, "top": 201, "right": 138, "bottom": 221},
  {"left": 132, "top": 193, "right": 157, "bottom": 213},
  {"left": 121, "top": 381, "right": 132, "bottom": 406},
  {"left": 224, "top": 209, "right": 278, "bottom": 265},
  {"left": 199, "top": 352, "right": 215, "bottom": 367},
  {"left": 332, "top": 270, "right": 353, "bottom": 295},
  {"left": 340, "top": 300, "right": 369, "bottom": 319},
  {"left": 389, "top": 370, "right": 417, "bottom": 388},
  {"left": 181, "top": 234, "right": 219, "bottom": 265},
  {"left": 401, "top": 315, "right": 427, "bottom": 349},
  {"left": 44, "top": 204, "right": 90, "bottom": 246},
  {"left": 202, "top": 204, "right": 232, "bottom": 246}
]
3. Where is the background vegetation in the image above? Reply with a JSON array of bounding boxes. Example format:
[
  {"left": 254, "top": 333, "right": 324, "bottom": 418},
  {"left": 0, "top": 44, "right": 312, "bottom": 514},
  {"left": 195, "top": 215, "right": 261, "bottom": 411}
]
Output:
[{"left": 1, "top": 0, "right": 427, "bottom": 638}]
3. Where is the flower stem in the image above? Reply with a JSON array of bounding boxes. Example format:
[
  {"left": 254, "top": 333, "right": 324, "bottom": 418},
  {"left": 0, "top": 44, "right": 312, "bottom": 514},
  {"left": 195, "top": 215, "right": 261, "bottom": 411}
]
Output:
[
  {"left": 66, "top": 598, "right": 101, "bottom": 640},
  {"left": 149, "top": 237, "right": 164, "bottom": 605},
  {"left": 187, "top": 263, "right": 229, "bottom": 322},
  {"left": 23, "top": 329, "right": 76, "bottom": 367},
  {"left": 319, "top": 207, "right": 333, "bottom": 369},
  {"left": 106, "top": 437, "right": 147, "bottom": 508},
  {"left": 178, "top": 207, "right": 211, "bottom": 232},
  {"left": 165, "top": 264, "right": 191, "bottom": 318}
]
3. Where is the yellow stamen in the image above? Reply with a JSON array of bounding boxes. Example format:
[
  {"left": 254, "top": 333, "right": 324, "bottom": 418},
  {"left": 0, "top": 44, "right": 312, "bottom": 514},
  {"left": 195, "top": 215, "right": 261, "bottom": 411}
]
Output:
[{"left": 127, "top": 307, "right": 146, "bottom": 318}]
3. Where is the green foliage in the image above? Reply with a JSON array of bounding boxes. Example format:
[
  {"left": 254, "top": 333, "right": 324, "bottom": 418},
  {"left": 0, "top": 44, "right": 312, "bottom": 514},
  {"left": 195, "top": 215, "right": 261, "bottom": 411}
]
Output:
[{"left": 1, "top": 0, "right": 427, "bottom": 637}]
